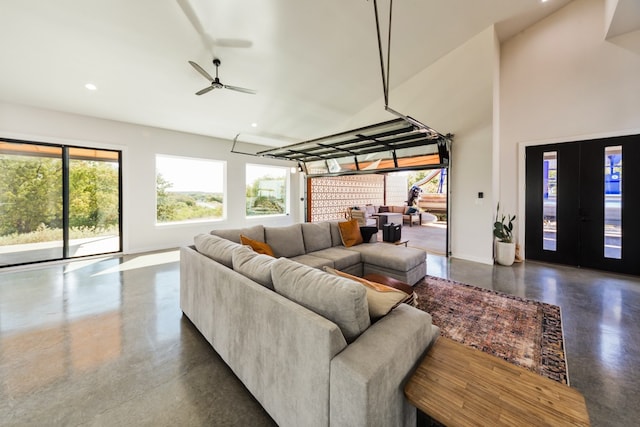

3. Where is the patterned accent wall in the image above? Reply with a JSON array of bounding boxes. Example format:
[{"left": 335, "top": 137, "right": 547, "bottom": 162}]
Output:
[{"left": 309, "top": 175, "right": 385, "bottom": 222}]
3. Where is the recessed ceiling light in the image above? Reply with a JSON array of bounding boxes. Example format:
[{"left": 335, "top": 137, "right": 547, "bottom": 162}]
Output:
[
  {"left": 85, "top": 83, "right": 97, "bottom": 91},
  {"left": 251, "top": 122, "right": 258, "bottom": 128}
]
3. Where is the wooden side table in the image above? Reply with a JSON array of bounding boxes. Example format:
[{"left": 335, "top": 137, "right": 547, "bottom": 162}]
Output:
[{"left": 405, "top": 337, "right": 590, "bottom": 426}]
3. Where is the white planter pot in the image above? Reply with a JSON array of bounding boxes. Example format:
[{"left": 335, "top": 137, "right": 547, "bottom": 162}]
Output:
[{"left": 495, "top": 241, "right": 516, "bottom": 266}]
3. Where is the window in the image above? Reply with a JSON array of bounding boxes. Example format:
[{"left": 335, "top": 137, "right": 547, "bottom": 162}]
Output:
[
  {"left": 604, "top": 146, "right": 621, "bottom": 259},
  {"left": 245, "top": 164, "right": 288, "bottom": 217},
  {"left": 0, "top": 140, "right": 121, "bottom": 267},
  {"left": 543, "top": 151, "right": 557, "bottom": 251},
  {"left": 156, "top": 155, "right": 225, "bottom": 224}
]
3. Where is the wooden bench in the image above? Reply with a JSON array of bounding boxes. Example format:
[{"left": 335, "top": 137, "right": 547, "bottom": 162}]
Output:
[{"left": 405, "top": 337, "right": 590, "bottom": 426}]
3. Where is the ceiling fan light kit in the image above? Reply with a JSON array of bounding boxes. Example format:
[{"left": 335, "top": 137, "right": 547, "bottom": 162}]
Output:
[{"left": 189, "top": 58, "right": 256, "bottom": 96}]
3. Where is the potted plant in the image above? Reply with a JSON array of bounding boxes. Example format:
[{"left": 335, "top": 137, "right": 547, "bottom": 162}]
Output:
[{"left": 493, "top": 203, "right": 516, "bottom": 266}]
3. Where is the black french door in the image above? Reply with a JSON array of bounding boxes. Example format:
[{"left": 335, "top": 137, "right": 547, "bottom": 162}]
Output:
[{"left": 525, "top": 134, "right": 640, "bottom": 275}]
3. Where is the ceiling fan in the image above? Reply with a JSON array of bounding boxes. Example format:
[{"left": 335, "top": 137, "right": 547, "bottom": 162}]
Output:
[{"left": 189, "top": 58, "right": 256, "bottom": 96}]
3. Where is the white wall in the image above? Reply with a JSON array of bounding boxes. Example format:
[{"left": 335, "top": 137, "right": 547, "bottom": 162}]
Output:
[
  {"left": 500, "top": 0, "right": 640, "bottom": 251},
  {"left": 347, "top": 26, "right": 499, "bottom": 264},
  {"left": 0, "top": 102, "right": 300, "bottom": 254}
]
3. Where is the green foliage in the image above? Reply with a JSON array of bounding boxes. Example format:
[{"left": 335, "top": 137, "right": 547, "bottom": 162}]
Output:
[
  {"left": 0, "top": 155, "right": 120, "bottom": 240},
  {"left": 156, "top": 174, "right": 223, "bottom": 223},
  {"left": 408, "top": 170, "right": 442, "bottom": 194},
  {"left": 493, "top": 203, "right": 516, "bottom": 243},
  {"left": 0, "top": 156, "right": 63, "bottom": 235}
]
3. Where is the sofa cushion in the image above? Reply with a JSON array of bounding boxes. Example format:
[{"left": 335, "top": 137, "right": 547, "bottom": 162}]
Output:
[
  {"left": 265, "top": 224, "right": 306, "bottom": 258},
  {"left": 271, "top": 258, "right": 370, "bottom": 343},
  {"left": 378, "top": 206, "right": 389, "bottom": 213},
  {"left": 301, "top": 222, "right": 332, "bottom": 253},
  {"left": 211, "top": 225, "right": 265, "bottom": 244},
  {"left": 390, "top": 205, "right": 405, "bottom": 214},
  {"left": 338, "top": 219, "right": 363, "bottom": 247},
  {"left": 348, "top": 243, "right": 425, "bottom": 271},
  {"left": 194, "top": 233, "right": 241, "bottom": 268},
  {"left": 232, "top": 245, "right": 277, "bottom": 289},
  {"left": 309, "top": 247, "right": 362, "bottom": 271},
  {"left": 323, "top": 267, "right": 409, "bottom": 321},
  {"left": 328, "top": 221, "right": 344, "bottom": 247},
  {"left": 240, "top": 234, "right": 274, "bottom": 256},
  {"left": 290, "top": 254, "right": 334, "bottom": 269}
]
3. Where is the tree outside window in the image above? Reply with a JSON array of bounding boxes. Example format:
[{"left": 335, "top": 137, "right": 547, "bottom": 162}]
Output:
[{"left": 156, "top": 155, "right": 225, "bottom": 224}]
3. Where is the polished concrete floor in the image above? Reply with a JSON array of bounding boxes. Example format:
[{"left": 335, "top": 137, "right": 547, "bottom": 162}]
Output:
[{"left": 1, "top": 249, "right": 639, "bottom": 426}]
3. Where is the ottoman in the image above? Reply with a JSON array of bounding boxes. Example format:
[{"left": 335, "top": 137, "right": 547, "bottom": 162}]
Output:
[{"left": 347, "top": 243, "right": 426, "bottom": 285}]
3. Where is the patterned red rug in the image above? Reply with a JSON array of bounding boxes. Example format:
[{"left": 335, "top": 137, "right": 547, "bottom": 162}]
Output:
[{"left": 413, "top": 275, "right": 568, "bottom": 385}]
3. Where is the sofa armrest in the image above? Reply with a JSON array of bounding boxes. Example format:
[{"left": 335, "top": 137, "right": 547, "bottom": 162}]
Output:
[{"left": 329, "top": 304, "right": 440, "bottom": 427}]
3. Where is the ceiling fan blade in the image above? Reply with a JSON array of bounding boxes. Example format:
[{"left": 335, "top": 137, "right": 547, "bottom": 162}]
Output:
[
  {"left": 189, "top": 61, "right": 214, "bottom": 82},
  {"left": 177, "top": 0, "right": 216, "bottom": 50},
  {"left": 224, "top": 84, "right": 257, "bottom": 95},
  {"left": 214, "top": 38, "right": 253, "bottom": 48},
  {"left": 196, "top": 85, "right": 215, "bottom": 96}
]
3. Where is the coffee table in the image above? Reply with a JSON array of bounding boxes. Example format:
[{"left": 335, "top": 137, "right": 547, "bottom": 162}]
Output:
[{"left": 405, "top": 337, "right": 590, "bottom": 426}]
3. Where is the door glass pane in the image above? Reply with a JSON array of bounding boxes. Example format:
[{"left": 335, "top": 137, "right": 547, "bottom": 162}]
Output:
[
  {"left": 0, "top": 142, "right": 63, "bottom": 266},
  {"left": 68, "top": 147, "right": 121, "bottom": 257},
  {"left": 543, "top": 151, "right": 557, "bottom": 251},
  {"left": 604, "top": 146, "right": 622, "bottom": 259}
]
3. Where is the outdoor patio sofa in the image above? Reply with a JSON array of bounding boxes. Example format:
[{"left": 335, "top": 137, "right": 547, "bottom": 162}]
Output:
[{"left": 180, "top": 221, "right": 439, "bottom": 426}]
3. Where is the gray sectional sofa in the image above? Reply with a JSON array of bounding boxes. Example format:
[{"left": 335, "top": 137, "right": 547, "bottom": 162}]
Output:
[
  {"left": 209, "top": 222, "right": 427, "bottom": 285},
  {"left": 180, "top": 221, "right": 440, "bottom": 427}
]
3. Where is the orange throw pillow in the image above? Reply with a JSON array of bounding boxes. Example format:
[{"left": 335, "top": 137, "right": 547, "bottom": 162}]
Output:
[
  {"left": 240, "top": 234, "right": 275, "bottom": 257},
  {"left": 338, "top": 219, "right": 363, "bottom": 247}
]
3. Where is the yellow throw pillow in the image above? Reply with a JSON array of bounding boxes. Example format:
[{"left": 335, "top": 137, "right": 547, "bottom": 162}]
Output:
[
  {"left": 323, "top": 267, "right": 409, "bottom": 320},
  {"left": 240, "top": 234, "right": 275, "bottom": 257},
  {"left": 338, "top": 219, "right": 363, "bottom": 247}
]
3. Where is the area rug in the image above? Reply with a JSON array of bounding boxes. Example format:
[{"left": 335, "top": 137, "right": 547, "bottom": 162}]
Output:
[{"left": 413, "top": 275, "right": 568, "bottom": 385}]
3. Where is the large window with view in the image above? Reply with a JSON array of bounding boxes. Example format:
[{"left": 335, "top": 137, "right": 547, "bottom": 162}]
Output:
[
  {"left": 156, "top": 155, "right": 225, "bottom": 224},
  {"left": 245, "top": 164, "right": 288, "bottom": 217},
  {"left": 0, "top": 140, "right": 121, "bottom": 267}
]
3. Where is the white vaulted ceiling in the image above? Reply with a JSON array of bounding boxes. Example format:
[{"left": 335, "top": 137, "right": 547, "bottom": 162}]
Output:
[{"left": 0, "top": 0, "right": 573, "bottom": 147}]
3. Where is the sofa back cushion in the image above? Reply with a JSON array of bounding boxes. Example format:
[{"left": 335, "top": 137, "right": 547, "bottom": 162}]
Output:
[
  {"left": 271, "top": 258, "right": 370, "bottom": 343},
  {"left": 211, "top": 225, "right": 265, "bottom": 244},
  {"left": 232, "top": 246, "right": 277, "bottom": 290},
  {"left": 328, "top": 221, "right": 343, "bottom": 247},
  {"left": 301, "top": 222, "right": 332, "bottom": 253},
  {"left": 194, "top": 234, "right": 241, "bottom": 268},
  {"left": 390, "top": 205, "right": 405, "bottom": 214},
  {"left": 265, "top": 224, "right": 306, "bottom": 257}
]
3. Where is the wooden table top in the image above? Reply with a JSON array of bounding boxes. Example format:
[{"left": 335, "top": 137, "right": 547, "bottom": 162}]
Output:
[{"left": 405, "top": 337, "right": 590, "bottom": 427}]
